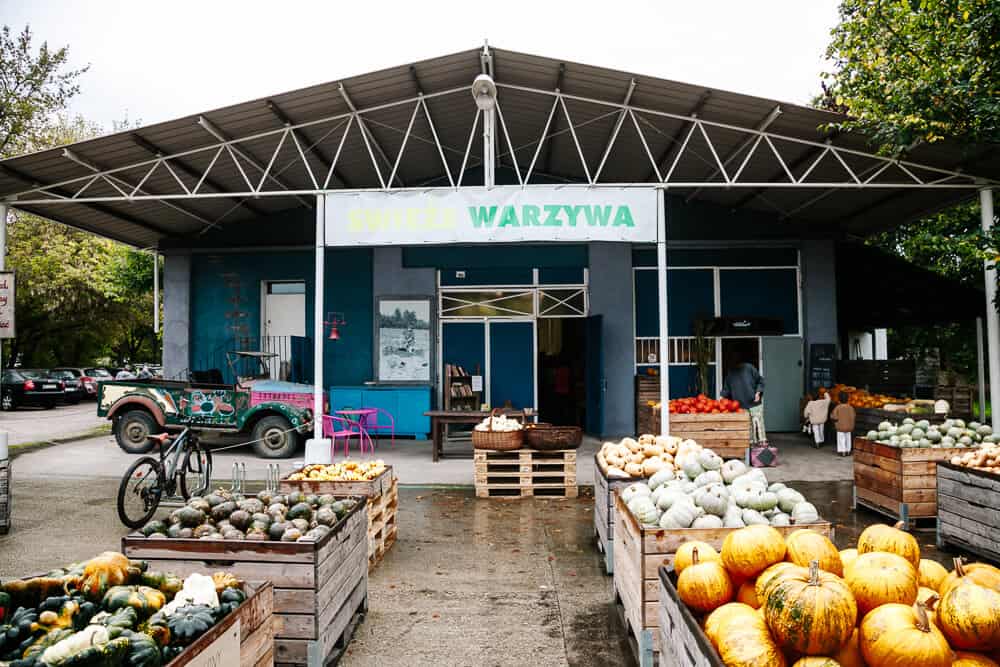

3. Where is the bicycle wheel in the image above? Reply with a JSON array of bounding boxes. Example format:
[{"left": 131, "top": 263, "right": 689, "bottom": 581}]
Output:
[
  {"left": 179, "top": 442, "right": 213, "bottom": 500},
  {"left": 117, "top": 456, "right": 164, "bottom": 529}
]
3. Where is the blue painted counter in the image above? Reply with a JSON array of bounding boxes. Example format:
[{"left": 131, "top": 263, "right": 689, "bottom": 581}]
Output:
[{"left": 328, "top": 385, "right": 432, "bottom": 439}]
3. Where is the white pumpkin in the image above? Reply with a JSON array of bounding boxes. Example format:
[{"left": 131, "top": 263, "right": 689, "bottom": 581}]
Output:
[
  {"left": 697, "top": 449, "right": 723, "bottom": 471},
  {"left": 790, "top": 501, "right": 819, "bottom": 524},
  {"left": 720, "top": 459, "right": 748, "bottom": 483}
]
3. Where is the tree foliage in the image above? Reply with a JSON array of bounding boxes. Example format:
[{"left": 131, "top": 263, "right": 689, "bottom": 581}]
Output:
[
  {"left": 2, "top": 25, "right": 158, "bottom": 367},
  {"left": 823, "top": 0, "right": 1000, "bottom": 154}
]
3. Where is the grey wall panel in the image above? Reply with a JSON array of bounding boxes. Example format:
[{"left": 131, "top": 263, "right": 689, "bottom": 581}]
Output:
[
  {"left": 372, "top": 247, "right": 436, "bottom": 297},
  {"left": 589, "top": 242, "right": 635, "bottom": 437},
  {"left": 801, "top": 240, "right": 838, "bottom": 393},
  {"left": 163, "top": 252, "right": 191, "bottom": 378}
]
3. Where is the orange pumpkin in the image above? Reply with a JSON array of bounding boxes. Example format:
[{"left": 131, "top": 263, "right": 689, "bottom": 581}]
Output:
[
  {"left": 756, "top": 562, "right": 800, "bottom": 602},
  {"left": 722, "top": 525, "right": 787, "bottom": 579},
  {"left": 737, "top": 579, "right": 760, "bottom": 608},
  {"left": 677, "top": 547, "right": 734, "bottom": 614},
  {"left": 857, "top": 522, "right": 920, "bottom": 568},
  {"left": 953, "top": 652, "right": 1000, "bottom": 667},
  {"left": 791, "top": 659, "right": 840, "bottom": 667},
  {"left": 704, "top": 602, "right": 758, "bottom": 646},
  {"left": 845, "top": 551, "right": 918, "bottom": 617},
  {"left": 675, "top": 540, "right": 720, "bottom": 576},
  {"left": 763, "top": 561, "right": 857, "bottom": 656},
  {"left": 839, "top": 549, "right": 859, "bottom": 572},
  {"left": 936, "top": 558, "right": 1000, "bottom": 651},
  {"left": 918, "top": 558, "right": 949, "bottom": 593},
  {"left": 832, "top": 628, "right": 864, "bottom": 667},
  {"left": 939, "top": 560, "right": 1000, "bottom": 596},
  {"left": 915, "top": 589, "right": 939, "bottom": 626},
  {"left": 859, "top": 602, "right": 952, "bottom": 667},
  {"left": 715, "top": 608, "right": 788, "bottom": 667},
  {"left": 786, "top": 529, "right": 843, "bottom": 576}
]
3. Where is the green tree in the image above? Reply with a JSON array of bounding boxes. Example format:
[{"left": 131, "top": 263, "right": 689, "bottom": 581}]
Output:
[{"left": 823, "top": 0, "right": 1000, "bottom": 154}]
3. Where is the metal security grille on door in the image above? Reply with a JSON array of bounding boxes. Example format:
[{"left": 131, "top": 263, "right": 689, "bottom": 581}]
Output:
[{"left": 440, "top": 288, "right": 588, "bottom": 319}]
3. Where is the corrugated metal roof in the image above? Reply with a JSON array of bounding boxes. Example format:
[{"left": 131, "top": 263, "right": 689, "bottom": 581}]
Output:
[{"left": 1, "top": 46, "right": 997, "bottom": 247}]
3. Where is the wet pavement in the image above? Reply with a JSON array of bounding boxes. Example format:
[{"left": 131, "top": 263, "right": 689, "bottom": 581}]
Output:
[{"left": 0, "top": 477, "right": 966, "bottom": 666}]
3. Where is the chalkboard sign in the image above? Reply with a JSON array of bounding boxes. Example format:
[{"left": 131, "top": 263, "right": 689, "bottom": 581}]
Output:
[{"left": 809, "top": 343, "right": 836, "bottom": 392}]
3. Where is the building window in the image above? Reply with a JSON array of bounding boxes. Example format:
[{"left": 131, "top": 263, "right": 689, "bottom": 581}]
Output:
[{"left": 267, "top": 281, "right": 306, "bottom": 295}]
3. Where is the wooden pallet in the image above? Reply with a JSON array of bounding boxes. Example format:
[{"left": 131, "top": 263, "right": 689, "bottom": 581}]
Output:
[
  {"left": 124, "top": 499, "right": 368, "bottom": 667},
  {"left": 474, "top": 449, "right": 578, "bottom": 498},
  {"left": 593, "top": 455, "right": 635, "bottom": 575},
  {"left": 280, "top": 467, "right": 397, "bottom": 572},
  {"left": 367, "top": 477, "right": 398, "bottom": 572},
  {"left": 0, "top": 459, "right": 9, "bottom": 536},
  {"left": 852, "top": 438, "right": 966, "bottom": 528},
  {"left": 936, "top": 462, "right": 1000, "bottom": 563},
  {"left": 168, "top": 581, "right": 275, "bottom": 667},
  {"left": 612, "top": 491, "right": 831, "bottom": 664}
]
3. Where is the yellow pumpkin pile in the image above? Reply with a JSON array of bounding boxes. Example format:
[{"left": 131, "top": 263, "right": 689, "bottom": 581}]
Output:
[
  {"left": 597, "top": 434, "right": 684, "bottom": 478},
  {"left": 285, "top": 459, "right": 387, "bottom": 482},
  {"left": 951, "top": 442, "right": 1000, "bottom": 472},
  {"left": 672, "top": 522, "right": 1000, "bottom": 667}
]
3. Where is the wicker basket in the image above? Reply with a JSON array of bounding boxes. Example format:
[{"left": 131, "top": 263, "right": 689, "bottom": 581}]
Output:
[
  {"left": 526, "top": 425, "right": 583, "bottom": 451},
  {"left": 471, "top": 409, "right": 525, "bottom": 451}
]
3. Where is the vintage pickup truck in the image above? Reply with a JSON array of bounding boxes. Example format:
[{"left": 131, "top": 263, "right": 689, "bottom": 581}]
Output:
[{"left": 97, "top": 352, "right": 317, "bottom": 458}]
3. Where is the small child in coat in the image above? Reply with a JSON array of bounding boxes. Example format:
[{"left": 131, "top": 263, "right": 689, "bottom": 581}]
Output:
[
  {"left": 830, "top": 392, "right": 857, "bottom": 457},
  {"left": 803, "top": 392, "right": 832, "bottom": 448}
]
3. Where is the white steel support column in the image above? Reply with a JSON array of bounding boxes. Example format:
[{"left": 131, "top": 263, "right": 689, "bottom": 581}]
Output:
[
  {"left": 982, "top": 188, "right": 1000, "bottom": 430},
  {"left": 977, "top": 316, "right": 987, "bottom": 422},
  {"left": 483, "top": 106, "right": 496, "bottom": 187},
  {"left": 152, "top": 251, "right": 159, "bottom": 334},
  {"left": 314, "top": 194, "right": 326, "bottom": 422},
  {"left": 0, "top": 203, "right": 6, "bottom": 270},
  {"left": 656, "top": 191, "right": 670, "bottom": 435}
]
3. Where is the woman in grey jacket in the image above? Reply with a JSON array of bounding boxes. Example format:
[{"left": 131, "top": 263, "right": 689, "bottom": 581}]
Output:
[{"left": 721, "top": 363, "right": 765, "bottom": 444}]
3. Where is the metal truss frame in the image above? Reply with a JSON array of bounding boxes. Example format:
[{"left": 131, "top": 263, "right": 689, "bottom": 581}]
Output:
[{"left": 5, "top": 76, "right": 995, "bottom": 225}]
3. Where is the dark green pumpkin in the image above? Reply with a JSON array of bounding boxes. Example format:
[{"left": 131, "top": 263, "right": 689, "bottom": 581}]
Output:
[
  {"left": 166, "top": 605, "right": 216, "bottom": 645},
  {"left": 140, "top": 520, "right": 168, "bottom": 537},
  {"left": 140, "top": 571, "right": 183, "bottom": 598},
  {"left": 99, "top": 606, "right": 139, "bottom": 636},
  {"left": 287, "top": 502, "right": 312, "bottom": 521},
  {"left": 126, "top": 631, "right": 163, "bottom": 667},
  {"left": 102, "top": 586, "right": 166, "bottom": 617},
  {"left": 285, "top": 491, "right": 306, "bottom": 505},
  {"left": 60, "top": 635, "right": 131, "bottom": 666},
  {"left": 175, "top": 507, "right": 205, "bottom": 528},
  {"left": 211, "top": 501, "right": 237, "bottom": 522},
  {"left": 186, "top": 497, "right": 210, "bottom": 514},
  {"left": 18, "top": 627, "right": 73, "bottom": 662}
]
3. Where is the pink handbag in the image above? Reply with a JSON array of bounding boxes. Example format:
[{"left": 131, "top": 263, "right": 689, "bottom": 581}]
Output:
[{"left": 749, "top": 413, "right": 777, "bottom": 467}]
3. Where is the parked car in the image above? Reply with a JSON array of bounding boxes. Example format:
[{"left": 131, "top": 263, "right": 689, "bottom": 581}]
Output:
[
  {"left": 49, "top": 369, "right": 87, "bottom": 404},
  {"left": 1, "top": 369, "right": 65, "bottom": 410},
  {"left": 53, "top": 367, "right": 103, "bottom": 399}
]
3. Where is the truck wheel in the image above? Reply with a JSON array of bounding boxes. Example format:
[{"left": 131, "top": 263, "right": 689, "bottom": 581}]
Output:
[
  {"left": 251, "top": 416, "right": 299, "bottom": 458},
  {"left": 115, "top": 409, "right": 159, "bottom": 454},
  {"left": 1, "top": 390, "right": 16, "bottom": 411}
]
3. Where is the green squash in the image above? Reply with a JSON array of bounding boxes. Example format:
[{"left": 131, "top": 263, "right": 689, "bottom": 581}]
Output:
[
  {"left": 228, "top": 510, "right": 251, "bottom": 532},
  {"left": 318, "top": 494, "right": 336, "bottom": 505},
  {"left": 175, "top": 507, "right": 205, "bottom": 528},
  {"left": 204, "top": 493, "right": 227, "bottom": 507},
  {"left": 210, "top": 501, "right": 237, "bottom": 522},
  {"left": 61, "top": 635, "right": 131, "bottom": 666},
  {"left": 126, "top": 632, "right": 162, "bottom": 667},
  {"left": 166, "top": 605, "right": 216, "bottom": 646},
  {"left": 186, "top": 497, "right": 210, "bottom": 514},
  {"left": 285, "top": 491, "right": 306, "bottom": 506},
  {"left": 315, "top": 507, "right": 338, "bottom": 527},
  {"left": 139, "top": 572, "right": 183, "bottom": 598},
  {"left": 102, "top": 586, "right": 165, "bottom": 617},
  {"left": 0, "top": 607, "right": 41, "bottom": 659},
  {"left": 286, "top": 503, "right": 313, "bottom": 521},
  {"left": 98, "top": 606, "right": 139, "bottom": 636},
  {"left": 140, "top": 521, "right": 168, "bottom": 537},
  {"left": 237, "top": 498, "right": 264, "bottom": 515},
  {"left": 19, "top": 627, "right": 74, "bottom": 662}
]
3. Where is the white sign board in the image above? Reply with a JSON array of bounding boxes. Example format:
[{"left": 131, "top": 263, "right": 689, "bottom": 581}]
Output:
[
  {"left": 185, "top": 618, "right": 240, "bottom": 667},
  {"left": 325, "top": 187, "right": 658, "bottom": 246},
  {"left": 0, "top": 272, "right": 13, "bottom": 339}
]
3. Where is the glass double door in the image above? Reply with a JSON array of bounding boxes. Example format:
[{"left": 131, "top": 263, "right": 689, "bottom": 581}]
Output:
[{"left": 441, "top": 320, "right": 536, "bottom": 410}]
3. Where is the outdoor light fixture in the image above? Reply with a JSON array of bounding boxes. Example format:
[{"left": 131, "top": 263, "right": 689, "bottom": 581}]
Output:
[
  {"left": 471, "top": 74, "right": 497, "bottom": 111},
  {"left": 325, "top": 312, "right": 346, "bottom": 340}
]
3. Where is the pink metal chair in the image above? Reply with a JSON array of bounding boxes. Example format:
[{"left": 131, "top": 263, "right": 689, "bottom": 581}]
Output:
[
  {"left": 361, "top": 407, "right": 396, "bottom": 449},
  {"left": 322, "top": 415, "right": 371, "bottom": 457}
]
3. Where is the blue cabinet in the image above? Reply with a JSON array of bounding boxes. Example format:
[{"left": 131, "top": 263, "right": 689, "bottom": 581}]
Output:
[{"left": 328, "top": 385, "right": 431, "bottom": 439}]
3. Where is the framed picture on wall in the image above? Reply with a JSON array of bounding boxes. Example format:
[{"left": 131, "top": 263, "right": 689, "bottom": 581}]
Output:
[{"left": 375, "top": 296, "right": 434, "bottom": 383}]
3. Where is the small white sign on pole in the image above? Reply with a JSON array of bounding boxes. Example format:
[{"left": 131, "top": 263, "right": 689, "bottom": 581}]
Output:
[{"left": 0, "top": 272, "right": 13, "bottom": 339}]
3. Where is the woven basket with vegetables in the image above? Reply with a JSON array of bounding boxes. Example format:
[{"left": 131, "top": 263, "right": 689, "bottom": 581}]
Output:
[{"left": 472, "top": 409, "right": 524, "bottom": 451}]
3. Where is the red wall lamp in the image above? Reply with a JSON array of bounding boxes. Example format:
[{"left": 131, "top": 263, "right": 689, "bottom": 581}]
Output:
[{"left": 324, "top": 312, "right": 346, "bottom": 340}]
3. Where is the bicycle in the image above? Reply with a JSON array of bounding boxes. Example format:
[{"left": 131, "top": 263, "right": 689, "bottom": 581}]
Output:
[{"left": 116, "top": 426, "right": 214, "bottom": 528}]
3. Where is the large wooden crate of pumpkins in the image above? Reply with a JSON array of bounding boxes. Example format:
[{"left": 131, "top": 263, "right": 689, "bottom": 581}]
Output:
[
  {"left": 936, "top": 461, "right": 1000, "bottom": 563},
  {"left": 124, "top": 500, "right": 368, "bottom": 666},
  {"left": 657, "top": 566, "right": 724, "bottom": 667},
  {"left": 593, "top": 455, "right": 635, "bottom": 575},
  {"left": 668, "top": 413, "right": 750, "bottom": 462},
  {"left": 612, "top": 492, "right": 831, "bottom": 667}
]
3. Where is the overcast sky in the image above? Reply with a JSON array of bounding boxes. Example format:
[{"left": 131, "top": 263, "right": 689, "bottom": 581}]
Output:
[{"left": 4, "top": 0, "right": 842, "bottom": 131}]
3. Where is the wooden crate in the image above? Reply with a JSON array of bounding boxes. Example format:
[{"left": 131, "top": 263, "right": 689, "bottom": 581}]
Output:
[
  {"left": 123, "top": 499, "right": 369, "bottom": 667},
  {"left": 657, "top": 566, "right": 724, "bottom": 667},
  {"left": 279, "top": 467, "right": 398, "bottom": 572},
  {"left": 0, "top": 459, "right": 9, "bottom": 535},
  {"left": 936, "top": 462, "right": 1000, "bottom": 563},
  {"left": 168, "top": 581, "right": 275, "bottom": 667},
  {"left": 593, "top": 455, "right": 637, "bottom": 575},
  {"left": 852, "top": 437, "right": 968, "bottom": 528},
  {"left": 852, "top": 408, "right": 946, "bottom": 437},
  {"left": 612, "top": 491, "right": 831, "bottom": 666},
  {"left": 636, "top": 375, "right": 661, "bottom": 436},
  {"left": 935, "top": 385, "right": 974, "bottom": 418},
  {"left": 473, "top": 448, "right": 578, "bottom": 498},
  {"left": 668, "top": 413, "right": 750, "bottom": 462}
]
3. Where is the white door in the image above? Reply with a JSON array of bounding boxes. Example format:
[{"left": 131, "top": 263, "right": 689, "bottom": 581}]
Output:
[{"left": 263, "top": 281, "right": 305, "bottom": 379}]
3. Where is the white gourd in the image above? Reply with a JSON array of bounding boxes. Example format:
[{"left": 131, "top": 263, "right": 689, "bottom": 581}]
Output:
[
  {"left": 656, "top": 489, "right": 687, "bottom": 511},
  {"left": 648, "top": 468, "right": 676, "bottom": 491},
  {"left": 777, "top": 488, "right": 805, "bottom": 513},
  {"left": 660, "top": 497, "right": 699, "bottom": 528},
  {"left": 697, "top": 449, "right": 723, "bottom": 471},
  {"left": 692, "top": 514, "right": 724, "bottom": 529},
  {"left": 627, "top": 495, "right": 656, "bottom": 517},
  {"left": 695, "top": 485, "right": 729, "bottom": 516},
  {"left": 621, "top": 482, "right": 652, "bottom": 505},
  {"left": 769, "top": 511, "right": 791, "bottom": 526},
  {"left": 723, "top": 505, "right": 745, "bottom": 528},
  {"left": 637, "top": 505, "right": 662, "bottom": 526},
  {"left": 791, "top": 501, "right": 819, "bottom": 524},
  {"left": 767, "top": 482, "right": 787, "bottom": 493},
  {"left": 741, "top": 508, "right": 770, "bottom": 526},
  {"left": 682, "top": 459, "right": 705, "bottom": 480},
  {"left": 720, "top": 459, "right": 748, "bottom": 483},
  {"left": 693, "top": 470, "right": 723, "bottom": 488}
]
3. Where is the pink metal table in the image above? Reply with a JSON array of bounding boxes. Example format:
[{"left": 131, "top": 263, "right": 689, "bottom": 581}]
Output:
[{"left": 336, "top": 408, "right": 377, "bottom": 453}]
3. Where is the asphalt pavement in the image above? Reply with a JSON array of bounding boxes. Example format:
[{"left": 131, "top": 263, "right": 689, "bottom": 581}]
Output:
[{"left": 0, "top": 400, "right": 107, "bottom": 446}]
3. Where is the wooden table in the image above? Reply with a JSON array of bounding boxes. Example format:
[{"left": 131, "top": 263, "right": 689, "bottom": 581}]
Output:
[{"left": 424, "top": 409, "right": 531, "bottom": 462}]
